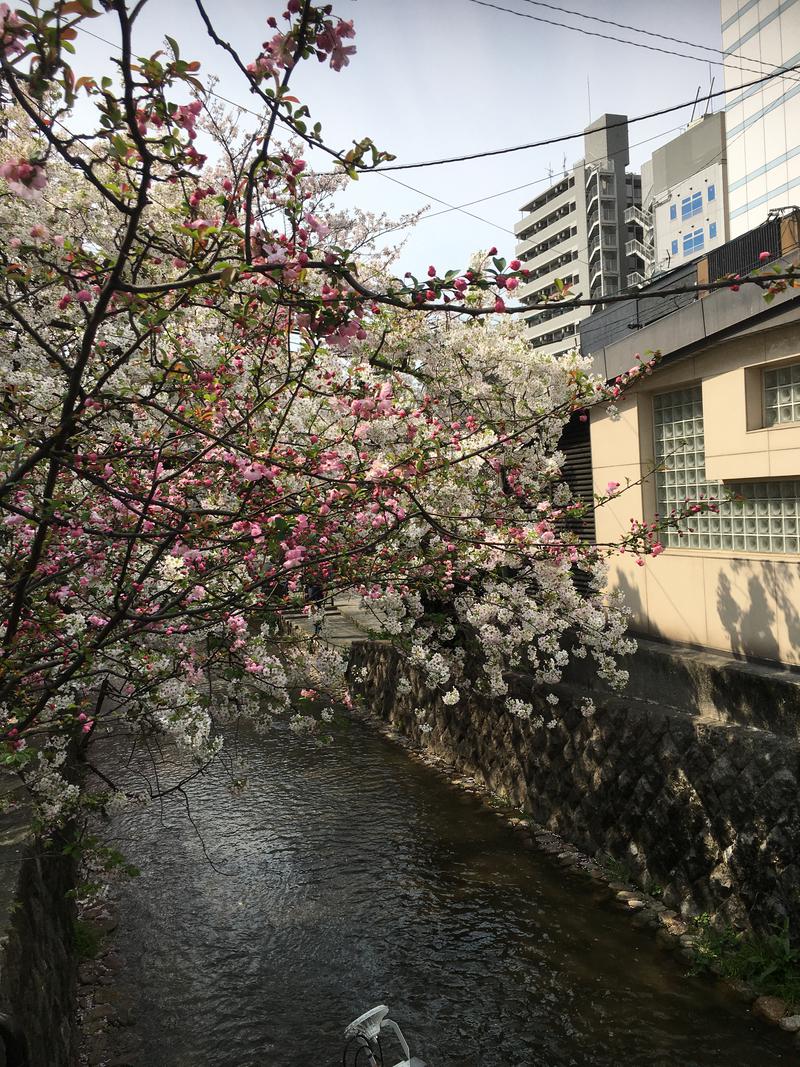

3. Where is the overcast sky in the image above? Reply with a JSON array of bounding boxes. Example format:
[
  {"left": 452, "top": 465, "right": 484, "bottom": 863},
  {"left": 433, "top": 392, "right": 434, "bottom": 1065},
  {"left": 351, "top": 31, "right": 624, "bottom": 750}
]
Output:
[{"left": 72, "top": 0, "right": 732, "bottom": 274}]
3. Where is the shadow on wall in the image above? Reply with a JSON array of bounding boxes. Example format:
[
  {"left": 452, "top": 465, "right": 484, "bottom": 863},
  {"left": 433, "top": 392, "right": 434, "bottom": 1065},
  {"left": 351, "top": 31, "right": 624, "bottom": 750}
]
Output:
[
  {"left": 609, "top": 567, "right": 661, "bottom": 640},
  {"left": 612, "top": 554, "right": 800, "bottom": 668},
  {"left": 717, "top": 559, "right": 800, "bottom": 666},
  {"left": 773, "top": 565, "right": 800, "bottom": 656},
  {"left": 716, "top": 571, "right": 778, "bottom": 663},
  {"left": 599, "top": 564, "right": 800, "bottom": 737}
]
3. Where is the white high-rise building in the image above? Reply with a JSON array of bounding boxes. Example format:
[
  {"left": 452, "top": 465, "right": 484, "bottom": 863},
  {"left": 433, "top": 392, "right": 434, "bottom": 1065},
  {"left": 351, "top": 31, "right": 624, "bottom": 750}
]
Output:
[
  {"left": 514, "top": 115, "right": 643, "bottom": 356},
  {"left": 721, "top": 0, "right": 800, "bottom": 237}
]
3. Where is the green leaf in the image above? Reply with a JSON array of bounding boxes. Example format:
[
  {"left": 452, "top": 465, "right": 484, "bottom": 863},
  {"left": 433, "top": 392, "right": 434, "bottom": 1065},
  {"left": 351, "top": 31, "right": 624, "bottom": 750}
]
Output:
[{"left": 61, "top": 0, "right": 101, "bottom": 15}]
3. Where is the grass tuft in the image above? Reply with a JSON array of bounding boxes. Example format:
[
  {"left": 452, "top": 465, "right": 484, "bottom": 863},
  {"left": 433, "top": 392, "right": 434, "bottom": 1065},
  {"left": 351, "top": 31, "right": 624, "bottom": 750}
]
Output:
[{"left": 690, "top": 915, "right": 800, "bottom": 1005}]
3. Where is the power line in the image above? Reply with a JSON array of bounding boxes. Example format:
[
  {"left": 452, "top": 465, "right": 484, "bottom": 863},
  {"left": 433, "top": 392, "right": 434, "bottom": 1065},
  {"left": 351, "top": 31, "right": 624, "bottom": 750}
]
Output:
[
  {"left": 372, "top": 121, "right": 689, "bottom": 241},
  {"left": 514, "top": 0, "right": 800, "bottom": 83},
  {"left": 74, "top": 21, "right": 681, "bottom": 254},
  {"left": 66, "top": 17, "right": 787, "bottom": 268},
  {"left": 370, "top": 62, "right": 800, "bottom": 172},
  {"left": 378, "top": 172, "right": 515, "bottom": 235},
  {"left": 70, "top": 22, "right": 721, "bottom": 273},
  {"left": 16, "top": 22, "right": 800, "bottom": 316},
  {"left": 77, "top": 18, "right": 796, "bottom": 196},
  {"left": 464, "top": 0, "right": 800, "bottom": 85}
]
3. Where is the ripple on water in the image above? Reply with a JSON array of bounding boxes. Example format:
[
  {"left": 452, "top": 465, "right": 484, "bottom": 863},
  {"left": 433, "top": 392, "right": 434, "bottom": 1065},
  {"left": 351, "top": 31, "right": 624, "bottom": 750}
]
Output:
[{"left": 94, "top": 723, "right": 794, "bottom": 1067}]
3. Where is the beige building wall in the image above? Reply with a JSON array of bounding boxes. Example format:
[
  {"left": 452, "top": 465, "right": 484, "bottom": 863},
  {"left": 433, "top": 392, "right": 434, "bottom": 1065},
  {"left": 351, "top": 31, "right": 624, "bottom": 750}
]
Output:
[{"left": 591, "top": 319, "right": 800, "bottom": 665}]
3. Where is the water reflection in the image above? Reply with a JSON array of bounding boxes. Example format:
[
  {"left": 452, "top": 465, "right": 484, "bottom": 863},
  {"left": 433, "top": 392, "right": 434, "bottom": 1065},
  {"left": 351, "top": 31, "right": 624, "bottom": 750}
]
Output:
[{"left": 94, "top": 722, "right": 792, "bottom": 1066}]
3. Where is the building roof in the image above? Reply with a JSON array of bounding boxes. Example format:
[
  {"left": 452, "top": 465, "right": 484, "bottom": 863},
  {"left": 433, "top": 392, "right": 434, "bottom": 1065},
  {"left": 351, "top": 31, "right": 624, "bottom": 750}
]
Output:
[{"left": 580, "top": 211, "right": 800, "bottom": 379}]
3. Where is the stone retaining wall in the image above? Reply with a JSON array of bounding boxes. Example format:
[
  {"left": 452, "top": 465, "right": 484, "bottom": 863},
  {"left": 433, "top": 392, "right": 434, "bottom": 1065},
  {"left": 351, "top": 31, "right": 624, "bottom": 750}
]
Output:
[
  {"left": 349, "top": 642, "right": 800, "bottom": 936},
  {"left": 0, "top": 781, "right": 78, "bottom": 1067}
]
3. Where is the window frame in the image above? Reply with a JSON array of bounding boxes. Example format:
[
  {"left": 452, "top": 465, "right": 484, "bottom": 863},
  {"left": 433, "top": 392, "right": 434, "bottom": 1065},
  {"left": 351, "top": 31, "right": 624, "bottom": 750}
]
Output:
[
  {"left": 682, "top": 227, "right": 704, "bottom": 255},
  {"left": 763, "top": 361, "right": 800, "bottom": 428},
  {"left": 652, "top": 383, "right": 800, "bottom": 554},
  {"left": 680, "top": 191, "right": 703, "bottom": 220}
]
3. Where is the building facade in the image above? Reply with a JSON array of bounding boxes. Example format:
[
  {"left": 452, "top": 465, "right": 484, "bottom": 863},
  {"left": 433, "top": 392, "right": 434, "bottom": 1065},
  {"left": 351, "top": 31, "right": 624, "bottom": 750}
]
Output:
[
  {"left": 514, "top": 115, "right": 642, "bottom": 357},
  {"left": 722, "top": 0, "right": 800, "bottom": 237},
  {"left": 581, "top": 212, "right": 800, "bottom": 666},
  {"left": 638, "top": 113, "right": 730, "bottom": 277}
]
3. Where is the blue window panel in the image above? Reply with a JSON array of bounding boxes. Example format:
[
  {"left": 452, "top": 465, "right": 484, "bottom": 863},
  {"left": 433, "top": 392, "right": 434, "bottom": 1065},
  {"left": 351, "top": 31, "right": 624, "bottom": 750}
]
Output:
[
  {"left": 683, "top": 228, "right": 705, "bottom": 255},
  {"left": 670, "top": 204, "right": 677, "bottom": 220},
  {"left": 709, "top": 222, "right": 717, "bottom": 239},
  {"left": 708, "top": 184, "right": 716, "bottom": 201},
  {"left": 692, "top": 191, "right": 702, "bottom": 215},
  {"left": 671, "top": 239, "right": 678, "bottom": 255},
  {"left": 681, "top": 196, "right": 692, "bottom": 219}
]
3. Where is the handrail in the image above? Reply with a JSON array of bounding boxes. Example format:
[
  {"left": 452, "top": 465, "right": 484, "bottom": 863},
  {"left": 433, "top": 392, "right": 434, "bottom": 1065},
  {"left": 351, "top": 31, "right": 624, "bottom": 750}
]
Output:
[
  {"left": 624, "top": 204, "right": 650, "bottom": 228},
  {"left": 626, "top": 238, "right": 649, "bottom": 260}
]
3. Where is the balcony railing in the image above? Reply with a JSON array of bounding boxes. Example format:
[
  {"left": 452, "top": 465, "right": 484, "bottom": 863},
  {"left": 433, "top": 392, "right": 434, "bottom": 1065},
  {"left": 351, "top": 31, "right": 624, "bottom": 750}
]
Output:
[
  {"left": 625, "top": 238, "right": 649, "bottom": 260},
  {"left": 624, "top": 204, "right": 649, "bottom": 228},
  {"left": 590, "top": 234, "right": 618, "bottom": 256}
]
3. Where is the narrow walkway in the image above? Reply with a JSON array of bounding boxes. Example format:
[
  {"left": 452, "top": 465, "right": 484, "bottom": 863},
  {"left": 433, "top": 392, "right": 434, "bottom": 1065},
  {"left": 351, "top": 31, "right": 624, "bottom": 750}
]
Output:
[{"left": 286, "top": 593, "right": 381, "bottom": 647}]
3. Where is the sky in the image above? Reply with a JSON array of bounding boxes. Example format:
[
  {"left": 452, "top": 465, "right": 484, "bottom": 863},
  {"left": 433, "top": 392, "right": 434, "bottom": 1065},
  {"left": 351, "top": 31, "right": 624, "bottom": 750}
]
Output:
[{"left": 68, "top": 0, "right": 734, "bottom": 275}]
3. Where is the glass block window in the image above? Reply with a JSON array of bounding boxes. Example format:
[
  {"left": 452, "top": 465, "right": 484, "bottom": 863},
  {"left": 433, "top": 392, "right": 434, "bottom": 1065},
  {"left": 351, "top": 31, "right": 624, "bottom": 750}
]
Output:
[
  {"left": 653, "top": 384, "right": 800, "bottom": 553},
  {"left": 708, "top": 184, "right": 716, "bottom": 201},
  {"left": 764, "top": 364, "right": 800, "bottom": 426},
  {"left": 670, "top": 204, "right": 677, "bottom": 220},
  {"left": 709, "top": 222, "right": 717, "bottom": 239}
]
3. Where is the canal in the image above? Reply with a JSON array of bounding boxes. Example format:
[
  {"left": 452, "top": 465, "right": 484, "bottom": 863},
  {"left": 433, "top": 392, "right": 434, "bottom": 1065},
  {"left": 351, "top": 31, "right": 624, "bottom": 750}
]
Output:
[{"left": 91, "top": 720, "right": 794, "bottom": 1066}]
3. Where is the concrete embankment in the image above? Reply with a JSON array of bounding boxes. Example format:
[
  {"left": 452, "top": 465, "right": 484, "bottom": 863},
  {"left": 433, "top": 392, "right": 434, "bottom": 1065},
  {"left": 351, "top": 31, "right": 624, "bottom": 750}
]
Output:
[
  {"left": 0, "top": 778, "right": 78, "bottom": 1066},
  {"left": 349, "top": 638, "right": 800, "bottom": 937}
]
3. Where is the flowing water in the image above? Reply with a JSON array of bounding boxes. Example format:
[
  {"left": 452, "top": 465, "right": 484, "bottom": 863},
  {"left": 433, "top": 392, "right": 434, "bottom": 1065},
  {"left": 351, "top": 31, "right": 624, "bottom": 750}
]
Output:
[{"left": 93, "top": 721, "right": 794, "bottom": 1066}]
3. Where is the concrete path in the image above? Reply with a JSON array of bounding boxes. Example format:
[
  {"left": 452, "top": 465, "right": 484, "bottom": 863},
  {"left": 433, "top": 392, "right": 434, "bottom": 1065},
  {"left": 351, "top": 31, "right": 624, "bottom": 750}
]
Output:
[{"left": 285, "top": 593, "right": 381, "bottom": 648}]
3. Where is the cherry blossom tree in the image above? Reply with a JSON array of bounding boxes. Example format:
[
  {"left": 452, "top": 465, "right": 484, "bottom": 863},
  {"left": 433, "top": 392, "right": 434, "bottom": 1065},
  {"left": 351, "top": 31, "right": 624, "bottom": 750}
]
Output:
[{"left": 0, "top": 0, "right": 685, "bottom": 824}]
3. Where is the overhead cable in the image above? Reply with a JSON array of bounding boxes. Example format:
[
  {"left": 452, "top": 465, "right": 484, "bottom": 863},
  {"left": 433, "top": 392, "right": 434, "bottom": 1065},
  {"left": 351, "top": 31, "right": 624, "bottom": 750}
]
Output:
[
  {"left": 369, "top": 63, "right": 800, "bottom": 172},
  {"left": 515, "top": 0, "right": 800, "bottom": 83},
  {"left": 465, "top": 0, "right": 800, "bottom": 84}
]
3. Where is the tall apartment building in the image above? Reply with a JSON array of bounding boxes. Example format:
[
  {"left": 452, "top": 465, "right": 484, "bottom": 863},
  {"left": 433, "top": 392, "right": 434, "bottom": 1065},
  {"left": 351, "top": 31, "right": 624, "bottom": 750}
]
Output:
[
  {"left": 514, "top": 114, "right": 642, "bottom": 357},
  {"left": 636, "top": 113, "right": 730, "bottom": 278},
  {"left": 721, "top": 0, "right": 800, "bottom": 237}
]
